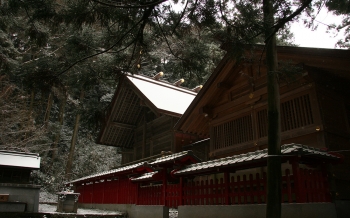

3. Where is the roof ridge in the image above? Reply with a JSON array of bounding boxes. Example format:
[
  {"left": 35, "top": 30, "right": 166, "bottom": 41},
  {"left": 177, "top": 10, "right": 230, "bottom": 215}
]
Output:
[{"left": 126, "top": 73, "right": 197, "bottom": 95}]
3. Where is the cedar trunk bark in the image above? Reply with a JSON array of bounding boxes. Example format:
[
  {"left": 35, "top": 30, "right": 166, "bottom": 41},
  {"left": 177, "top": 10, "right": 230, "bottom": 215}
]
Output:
[
  {"left": 52, "top": 93, "right": 67, "bottom": 161},
  {"left": 44, "top": 91, "right": 54, "bottom": 128},
  {"left": 65, "top": 90, "right": 84, "bottom": 180},
  {"left": 263, "top": 0, "right": 282, "bottom": 218}
]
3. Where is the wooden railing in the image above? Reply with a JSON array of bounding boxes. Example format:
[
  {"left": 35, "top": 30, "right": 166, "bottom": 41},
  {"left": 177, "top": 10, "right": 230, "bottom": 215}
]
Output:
[{"left": 76, "top": 168, "right": 330, "bottom": 208}]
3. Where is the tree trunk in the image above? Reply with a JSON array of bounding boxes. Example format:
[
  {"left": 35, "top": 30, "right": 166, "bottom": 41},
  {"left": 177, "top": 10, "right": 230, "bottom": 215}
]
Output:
[
  {"left": 24, "top": 90, "right": 35, "bottom": 139},
  {"left": 263, "top": 0, "right": 282, "bottom": 218},
  {"left": 44, "top": 91, "right": 54, "bottom": 128},
  {"left": 52, "top": 93, "right": 67, "bottom": 161},
  {"left": 65, "top": 90, "right": 84, "bottom": 180}
]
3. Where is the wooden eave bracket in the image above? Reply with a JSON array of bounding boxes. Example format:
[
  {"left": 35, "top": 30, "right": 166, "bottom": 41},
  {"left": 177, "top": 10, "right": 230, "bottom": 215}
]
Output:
[{"left": 199, "top": 106, "right": 213, "bottom": 118}]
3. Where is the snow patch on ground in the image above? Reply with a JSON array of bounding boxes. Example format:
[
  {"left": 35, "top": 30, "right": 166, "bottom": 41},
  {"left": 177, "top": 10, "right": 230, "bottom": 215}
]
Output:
[
  {"left": 39, "top": 204, "right": 123, "bottom": 215},
  {"left": 40, "top": 190, "right": 57, "bottom": 203},
  {"left": 169, "top": 208, "right": 178, "bottom": 218}
]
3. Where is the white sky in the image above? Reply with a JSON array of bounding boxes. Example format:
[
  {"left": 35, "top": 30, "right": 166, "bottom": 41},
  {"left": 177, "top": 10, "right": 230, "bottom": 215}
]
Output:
[
  {"left": 290, "top": 8, "right": 345, "bottom": 49},
  {"left": 170, "top": 3, "right": 345, "bottom": 49}
]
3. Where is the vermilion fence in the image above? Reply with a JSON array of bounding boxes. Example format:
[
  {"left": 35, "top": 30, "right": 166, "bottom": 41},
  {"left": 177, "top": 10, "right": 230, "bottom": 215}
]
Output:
[
  {"left": 77, "top": 178, "right": 137, "bottom": 204},
  {"left": 138, "top": 184, "right": 162, "bottom": 205},
  {"left": 76, "top": 168, "right": 330, "bottom": 208}
]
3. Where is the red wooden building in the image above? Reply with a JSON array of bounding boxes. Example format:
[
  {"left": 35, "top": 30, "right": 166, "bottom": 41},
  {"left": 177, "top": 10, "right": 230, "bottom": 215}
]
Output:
[
  {"left": 69, "top": 144, "right": 339, "bottom": 208},
  {"left": 68, "top": 46, "right": 349, "bottom": 217},
  {"left": 175, "top": 45, "right": 350, "bottom": 201}
]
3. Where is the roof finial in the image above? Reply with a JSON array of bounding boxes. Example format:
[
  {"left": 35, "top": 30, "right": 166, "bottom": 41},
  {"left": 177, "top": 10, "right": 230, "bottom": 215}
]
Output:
[
  {"left": 174, "top": 78, "right": 185, "bottom": 86},
  {"left": 154, "top": 72, "right": 164, "bottom": 80},
  {"left": 192, "top": 85, "right": 203, "bottom": 93}
]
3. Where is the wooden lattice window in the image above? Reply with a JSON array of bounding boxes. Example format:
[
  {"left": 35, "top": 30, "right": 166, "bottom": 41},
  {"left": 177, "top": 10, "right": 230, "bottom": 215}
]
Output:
[
  {"left": 256, "top": 94, "right": 314, "bottom": 138},
  {"left": 281, "top": 94, "right": 314, "bottom": 131},
  {"left": 213, "top": 115, "right": 253, "bottom": 149},
  {"left": 257, "top": 109, "right": 268, "bottom": 138}
]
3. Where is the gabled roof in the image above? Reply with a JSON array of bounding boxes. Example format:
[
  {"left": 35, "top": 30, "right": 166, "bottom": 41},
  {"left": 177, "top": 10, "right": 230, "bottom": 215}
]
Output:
[
  {"left": 127, "top": 74, "right": 197, "bottom": 116},
  {"left": 175, "top": 46, "right": 350, "bottom": 136},
  {"left": 97, "top": 73, "right": 197, "bottom": 148},
  {"left": 173, "top": 143, "right": 341, "bottom": 176},
  {"left": 0, "top": 150, "right": 40, "bottom": 169}
]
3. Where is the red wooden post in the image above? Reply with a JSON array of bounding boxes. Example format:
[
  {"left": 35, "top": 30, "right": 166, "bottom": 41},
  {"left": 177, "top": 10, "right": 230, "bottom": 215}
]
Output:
[
  {"left": 243, "top": 175, "right": 247, "bottom": 204},
  {"left": 116, "top": 178, "right": 120, "bottom": 203},
  {"left": 224, "top": 172, "right": 230, "bottom": 205},
  {"left": 249, "top": 174, "right": 254, "bottom": 204},
  {"left": 256, "top": 173, "right": 261, "bottom": 204},
  {"left": 162, "top": 168, "right": 167, "bottom": 206},
  {"left": 231, "top": 176, "right": 235, "bottom": 205},
  {"left": 237, "top": 176, "right": 241, "bottom": 204},
  {"left": 291, "top": 158, "right": 305, "bottom": 203},
  {"left": 209, "top": 179, "right": 213, "bottom": 205},
  {"left": 285, "top": 169, "right": 292, "bottom": 203},
  {"left": 135, "top": 183, "right": 139, "bottom": 205},
  {"left": 205, "top": 179, "right": 209, "bottom": 205},
  {"left": 263, "top": 172, "right": 267, "bottom": 203}
]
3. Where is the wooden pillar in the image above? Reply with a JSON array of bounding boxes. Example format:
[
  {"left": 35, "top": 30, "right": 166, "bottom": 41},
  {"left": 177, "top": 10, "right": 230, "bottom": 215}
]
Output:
[
  {"left": 162, "top": 168, "right": 167, "bottom": 206},
  {"left": 224, "top": 172, "right": 230, "bottom": 205},
  {"left": 321, "top": 163, "right": 333, "bottom": 202},
  {"left": 150, "top": 139, "right": 153, "bottom": 156},
  {"left": 142, "top": 119, "right": 146, "bottom": 158},
  {"left": 135, "top": 183, "right": 139, "bottom": 205},
  {"left": 171, "top": 117, "right": 176, "bottom": 153},
  {"left": 209, "top": 127, "right": 215, "bottom": 158},
  {"left": 291, "top": 158, "right": 305, "bottom": 203},
  {"left": 116, "top": 178, "right": 120, "bottom": 203},
  {"left": 179, "top": 177, "right": 184, "bottom": 206}
]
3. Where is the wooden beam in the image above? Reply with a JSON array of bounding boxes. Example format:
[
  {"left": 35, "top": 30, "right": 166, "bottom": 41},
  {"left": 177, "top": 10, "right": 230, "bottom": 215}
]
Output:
[
  {"left": 217, "top": 81, "right": 231, "bottom": 89},
  {"left": 110, "top": 122, "right": 135, "bottom": 130}
]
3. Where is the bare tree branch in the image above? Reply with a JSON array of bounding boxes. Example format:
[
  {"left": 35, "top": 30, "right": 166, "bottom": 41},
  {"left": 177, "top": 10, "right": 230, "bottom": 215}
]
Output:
[
  {"left": 91, "top": 0, "right": 168, "bottom": 8},
  {"left": 55, "top": 18, "right": 144, "bottom": 77},
  {"left": 171, "top": 0, "right": 189, "bottom": 35},
  {"left": 155, "top": 13, "right": 186, "bottom": 61},
  {"left": 264, "top": 0, "right": 313, "bottom": 43}
]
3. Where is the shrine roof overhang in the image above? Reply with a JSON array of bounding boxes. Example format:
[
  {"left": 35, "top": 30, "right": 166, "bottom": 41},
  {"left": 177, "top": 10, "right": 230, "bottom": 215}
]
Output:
[
  {"left": 67, "top": 161, "right": 154, "bottom": 184},
  {"left": 97, "top": 73, "right": 197, "bottom": 148},
  {"left": 174, "top": 45, "right": 350, "bottom": 136},
  {"left": 67, "top": 150, "right": 201, "bottom": 185},
  {"left": 130, "top": 171, "right": 162, "bottom": 183},
  {"left": 172, "top": 143, "right": 342, "bottom": 177},
  {"left": 0, "top": 150, "right": 41, "bottom": 169},
  {"left": 149, "top": 150, "right": 201, "bottom": 167}
]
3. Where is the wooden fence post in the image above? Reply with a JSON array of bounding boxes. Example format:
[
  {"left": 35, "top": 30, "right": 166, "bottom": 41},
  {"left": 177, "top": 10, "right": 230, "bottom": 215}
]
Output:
[
  {"left": 179, "top": 177, "right": 184, "bottom": 206},
  {"left": 224, "top": 172, "right": 230, "bottom": 205},
  {"left": 291, "top": 158, "right": 305, "bottom": 203},
  {"left": 162, "top": 168, "right": 167, "bottom": 206}
]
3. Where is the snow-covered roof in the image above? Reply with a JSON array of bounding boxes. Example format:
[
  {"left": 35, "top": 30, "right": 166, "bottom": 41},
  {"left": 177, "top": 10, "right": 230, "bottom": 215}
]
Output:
[
  {"left": 97, "top": 73, "right": 198, "bottom": 148},
  {"left": 174, "top": 143, "right": 341, "bottom": 176},
  {"left": 69, "top": 161, "right": 151, "bottom": 184},
  {"left": 69, "top": 144, "right": 341, "bottom": 184},
  {"left": 126, "top": 74, "right": 197, "bottom": 115},
  {"left": 0, "top": 150, "right": 40, "bottom": 169},
  {"left": 68, "top": 150, "right": 200, "bottom": 184},
  {"left": 150, "top": 150, "right": 201, "bottom": 165},
  {"left": 130, "top": 171, "right": 159, "bottom": 182}
]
